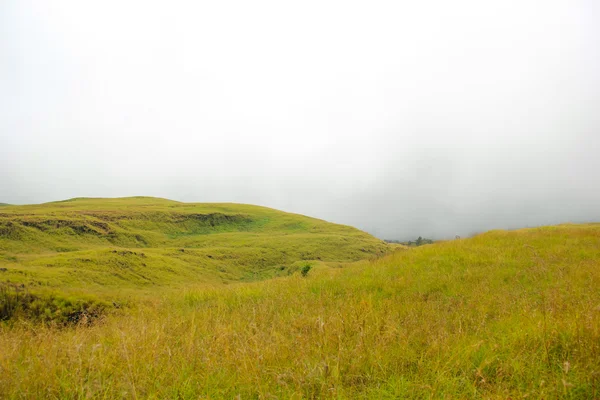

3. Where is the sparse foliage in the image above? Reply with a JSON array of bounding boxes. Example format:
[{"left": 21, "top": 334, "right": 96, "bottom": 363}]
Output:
[{"left": 301, "top": 264, "right": 312, "bottom": 277}]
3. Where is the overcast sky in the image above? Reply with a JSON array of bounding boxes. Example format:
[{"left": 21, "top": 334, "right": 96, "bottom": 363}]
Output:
[{"left": 1, "top": 1, "right": 599, "bottom": 239}]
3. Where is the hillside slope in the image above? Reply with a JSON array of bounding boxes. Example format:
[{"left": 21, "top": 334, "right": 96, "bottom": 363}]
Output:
[
  {"left": 1, "top": 223, "right": 598, "bottom": 398},
  {"left": 0, "top": 197, "right": 390, "bottom": 290}
]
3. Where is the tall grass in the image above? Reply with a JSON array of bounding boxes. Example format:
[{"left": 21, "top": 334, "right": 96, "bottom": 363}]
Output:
[{"left": 1, "top": 224, "right": 599, "bottom": 398}]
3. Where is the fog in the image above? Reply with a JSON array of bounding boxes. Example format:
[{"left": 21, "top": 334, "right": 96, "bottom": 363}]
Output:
[{"left": 1, "top": 1, "right": 599, "bottom": 239}]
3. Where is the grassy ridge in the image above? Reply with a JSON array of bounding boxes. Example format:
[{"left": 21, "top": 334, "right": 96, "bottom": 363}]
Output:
[
  {"left": 1, "top": 223, "right": 599, "bottom": 398},
  {"left": 0, "top": 197, "right": 389, "bottom": 292}
]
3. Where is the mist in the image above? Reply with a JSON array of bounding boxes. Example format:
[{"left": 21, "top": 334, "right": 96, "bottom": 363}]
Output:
[{"left": 1, "top": 1, "right": 599, "bottom": 239}]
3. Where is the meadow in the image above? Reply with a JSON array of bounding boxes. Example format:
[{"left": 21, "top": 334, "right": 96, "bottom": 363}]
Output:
[
  {"left": 0, "top": 197, "right": 389, "bottom": 323},
  {"left": 0, "top": 198, "right": 599, "bottom": 398}
]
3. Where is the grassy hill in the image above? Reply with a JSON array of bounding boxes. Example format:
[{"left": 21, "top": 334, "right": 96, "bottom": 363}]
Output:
[
  {"left": 0, "top": 197, "right": 389, "bottom": 291},
  {"left": 0, "top": 204, "right": 599, "bottom": 397}
]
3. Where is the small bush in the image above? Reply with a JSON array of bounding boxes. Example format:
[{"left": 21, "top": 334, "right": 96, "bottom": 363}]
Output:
[
  {"left": 0, "top": 283, "right": 111, "bottom": 325},
  {"left": 301, "top": 264, "right": 312, "bottom": 277}
]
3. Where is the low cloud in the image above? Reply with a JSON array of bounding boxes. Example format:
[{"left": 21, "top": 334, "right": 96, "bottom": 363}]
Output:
[{"left": 2, "top": 0, "right": 599, "bottom": 239}]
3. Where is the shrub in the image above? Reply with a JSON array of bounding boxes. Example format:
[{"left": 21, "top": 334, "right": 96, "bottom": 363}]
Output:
[
  {"left": 301, "top": 264, "right": 312, "bottom": 277},
  {"left": 0, "top": 283, "right": 111, "bottom": 325}
]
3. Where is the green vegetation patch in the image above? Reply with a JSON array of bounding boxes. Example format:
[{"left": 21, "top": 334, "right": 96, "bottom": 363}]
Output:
[
  {"left": 0, "top": 283, "right": 111, "bottom": 325},
  {"left": 1, "top": 223, "right": 598, "bottom": 398},
  {"left": 0, "top": 196, "right": 390, "bottom": 294}
]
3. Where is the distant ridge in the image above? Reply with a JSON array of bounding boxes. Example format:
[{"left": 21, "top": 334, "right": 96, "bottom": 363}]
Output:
[{"left": 45, "top": 196, "right": 182, "bottom": 204}]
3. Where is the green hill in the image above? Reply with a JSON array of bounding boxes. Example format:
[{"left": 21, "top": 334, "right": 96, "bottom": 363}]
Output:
[
  {"left": 0, "top": 197, "right": 389, "bottom": 291},
  {"left": 1, "top": 204, "right": 599, "bottom": 398}
]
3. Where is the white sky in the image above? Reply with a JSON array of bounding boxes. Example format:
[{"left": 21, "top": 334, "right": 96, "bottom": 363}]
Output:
[{"left": 1, "top": 0, "right": 599, "bottom": 238}]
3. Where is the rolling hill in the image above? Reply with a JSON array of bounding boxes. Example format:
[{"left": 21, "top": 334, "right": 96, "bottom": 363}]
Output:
[
  {"left": 0, "top": 200, "right": 598, "bottom": 398},
  {"left": 0, "top": 197, "right": 390, "bottom": 291}
]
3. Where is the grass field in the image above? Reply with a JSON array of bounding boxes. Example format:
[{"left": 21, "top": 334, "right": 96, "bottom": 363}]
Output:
[
  {"left": 0, "top": 197, "right": 390, "bottom": 323},
  {"left": 0, "top": 199, "right": 599, "bottom": 398}
]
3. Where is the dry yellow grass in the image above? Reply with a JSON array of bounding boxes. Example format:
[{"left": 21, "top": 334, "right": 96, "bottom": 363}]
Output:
[{"left": 1, "top": 224, "right": 599, "bottom": 398}]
